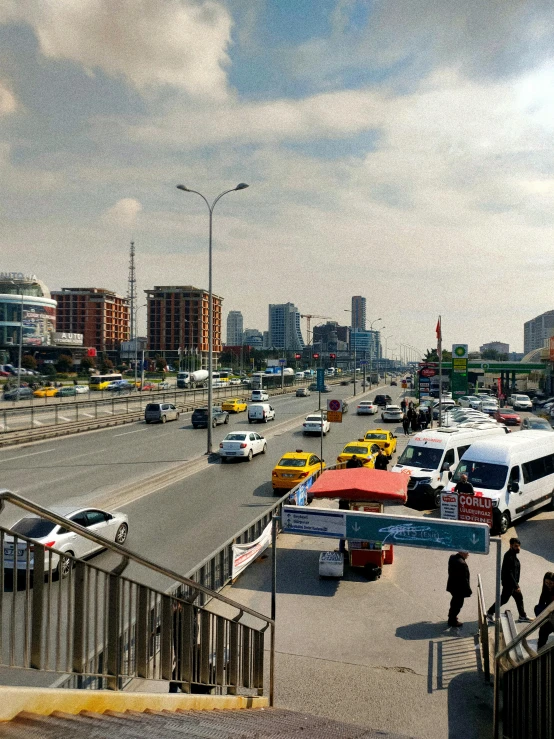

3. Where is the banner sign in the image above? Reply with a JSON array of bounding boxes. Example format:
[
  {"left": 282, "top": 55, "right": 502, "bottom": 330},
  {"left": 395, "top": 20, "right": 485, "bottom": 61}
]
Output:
[
  {"left": 232, "top": 521, "right": 272, "bottom": 579},
  {"left": 288, "top": 475, "right": 314, "bottom": 506},
  {"left": 440, "top": 492, "right": 493, "bottom": 528}
]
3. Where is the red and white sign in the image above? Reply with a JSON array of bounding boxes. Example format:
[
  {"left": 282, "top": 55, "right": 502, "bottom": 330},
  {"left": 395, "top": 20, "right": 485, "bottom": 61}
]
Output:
[
  {"left": 440, "top": 492, "right": 458, "bottom": 520},
  {"left": 458, "top": 493, "right": 493, "bottom": 527},
  {"left": 420, "top": 367, "right": 436, "bottom": 378},
  {"left": 87, "top": 347, "right": 97, "bottom": 357},
  {"left": 328, "top": 399, "right": 342, "bottom": 412}
]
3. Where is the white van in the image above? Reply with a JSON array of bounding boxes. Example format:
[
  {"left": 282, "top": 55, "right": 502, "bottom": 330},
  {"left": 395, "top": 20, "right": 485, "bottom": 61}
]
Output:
[
  {"left": 392, "top": 426, "right": 507, "bottom": 507},
  {"left": 248, "top": 403, "right": 275, "bottom": 424},
  {"left": 446, "top": 431, "right": 554, "bottom": 535}
]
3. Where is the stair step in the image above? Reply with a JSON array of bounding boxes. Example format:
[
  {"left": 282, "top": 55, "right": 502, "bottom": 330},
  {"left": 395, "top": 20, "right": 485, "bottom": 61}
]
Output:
[{"left": 0, "top": 707, "right": 411, "bottom": 738}]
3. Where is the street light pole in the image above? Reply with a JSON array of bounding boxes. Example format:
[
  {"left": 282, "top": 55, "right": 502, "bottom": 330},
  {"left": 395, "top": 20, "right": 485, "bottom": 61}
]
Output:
[
  {"left": 134, "top": 304, "right": 147, "bottom": 388},
  {"left": 17, "top": 293, "right": 24, "bottom": 400},
  {"left": 368, "top": 318, "right": 383, "bottom": 389},
  {"left": 384, "top": 334, "right": 393, "bottom": 383},
  {"left": 343, "top": 310, "right": 356, "bottom": 395},
  {"left": 177, "top": 183, "right": 249, "bottom": 455}
]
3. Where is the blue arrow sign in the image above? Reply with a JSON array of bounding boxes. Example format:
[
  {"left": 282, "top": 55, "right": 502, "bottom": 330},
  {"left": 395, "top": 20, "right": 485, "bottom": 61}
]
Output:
[
  {"left": 282, "top": 506, "right": 489, "bottom": 554},
  {"left": 316, "top": 367, "right": 326, "bottom": 391}
]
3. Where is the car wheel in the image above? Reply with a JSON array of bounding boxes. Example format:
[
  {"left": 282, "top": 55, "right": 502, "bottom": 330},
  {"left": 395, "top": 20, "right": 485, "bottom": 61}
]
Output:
[
  {"left": 212, "top": 419, "right": 217, "bottom": 428},
  {"left": 498, "top": 511, "right": 511, "bottom": 535},
  {"left": 221, "top": 457, "right": 227, "bottom": 463},
  {"left": 176, "top": 413, "right": 180, "bottom": 420},
  {"left": 248, "top": 419, "right": 253, "bottom": 424},
  {"left": 145, "top": 420, "right": 150, "bottom": 424},
  {"left": 224, "top": 415, "right": 229, "bottom": 424},
  {"left": 115, "top": 523, "right": 128, "bottom": 545},
  {"left": 193, "top": 424, "right": 198, "bottom": 429},
  {"left": 262, "top": 443, "right": 267, "bottom": 454},
  {"left": 247, "top": 449, "right": 253, "bottom": 461},
  {"left": 161, "top": 415, "right": 167, "bottom": 424},
  {"left": 57, "top": 552, "right": 74, "bottom": 580},
  {"left": 433, "top": 489, "right": 442, "bottom": 509}
]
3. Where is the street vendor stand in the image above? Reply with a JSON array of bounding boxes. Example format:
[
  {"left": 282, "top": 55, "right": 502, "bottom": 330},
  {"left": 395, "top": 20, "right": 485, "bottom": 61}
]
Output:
[{"left": 309, "top": 468, "right": 408, "bottom": 571}]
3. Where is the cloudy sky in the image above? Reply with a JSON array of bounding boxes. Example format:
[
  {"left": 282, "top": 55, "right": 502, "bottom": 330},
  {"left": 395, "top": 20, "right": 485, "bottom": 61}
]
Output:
[{"left": 1, "top": 1, "right": 554, "bottom": 353}]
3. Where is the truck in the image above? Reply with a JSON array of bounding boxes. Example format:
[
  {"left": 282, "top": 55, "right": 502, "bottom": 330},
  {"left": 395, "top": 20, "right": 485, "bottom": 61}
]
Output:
[{"left": 176, "top": 370, "right": 209, "bottom": 388}]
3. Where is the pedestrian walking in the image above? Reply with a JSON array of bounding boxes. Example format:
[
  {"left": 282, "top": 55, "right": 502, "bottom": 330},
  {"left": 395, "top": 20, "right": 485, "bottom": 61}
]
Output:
[
  {"left": 346, "top": 455, "right": 363, "bottom": 468},
  {"left": 446, "top": 551, "right": 472, "bottom": 628},
  {"left": 418, "top": 408, "right": 427, "bottom": 430},
  {"left": 411, "top": 411, "right": 420, "bottom": 433},
  {"left": 400, "top": 398, "right": 407, "bottom": 414},
  {"left": 374, "top": 449, "right": 389, "bottom": 471},
  {"left": 402, "top": 413, "right": 410, "bottom": 436},
  {"left": 454, "top": 473, "right": 474, "bottom": 495},
  {"left": 487, "top": 538, "right": 531, "bottom": 624},
  {"left": 536, "top": 572, "right": 554, "bottom": 650}
]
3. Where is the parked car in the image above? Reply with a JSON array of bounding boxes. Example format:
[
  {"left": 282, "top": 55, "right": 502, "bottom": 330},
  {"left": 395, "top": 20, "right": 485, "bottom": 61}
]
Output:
[
  {"left": 106, "top": 380, "right": 133, "bottom": 392},
  {"left": 364, "top": 428, "right": 398, "bottom": 457},
  {"left": 74, "top": 385, "right": 89, "bottom": 394},
  {"left": 3, "top": 386, "right": 33, "bottom": 400},
  {"left": 303, "top": 412, "right": 330, "bottom": 435},
  {"left": 520, "top": 416, "right": 553, "bottom": 431},
  {"left": 381, "top": 405, "right": 403, "bottom": 422},
  {"left": 337, "top": 441, "right": 379, "bottom": 468},
  {"left": 296, "top": 387, "right": 311, "bottom": 397},
  {"left": 356, "top": 401, "right": 377, "bottom": 415},
  {"left": 191, "top": 407, "right": 229, "bottom": 429},
  {"left": 511, "top": 394, "right": 533, "bottom": 411},
  {"left": 219, "top": 431, "right": 267, "bottom": 461},
  {"left": 144, "top": 402, "right": 180, "bottom": 424},
  {"left": 4, "top": 506, "right": 129, "bottom": 578},
  {"left": 493, "top": 408, "right": 521, "bottom": 426},
  {"left": 33, "top": 386, "right": 59, "bottom": 398},
  {"left": 55, "top": 386, "right": 77, "bottom": 397}
]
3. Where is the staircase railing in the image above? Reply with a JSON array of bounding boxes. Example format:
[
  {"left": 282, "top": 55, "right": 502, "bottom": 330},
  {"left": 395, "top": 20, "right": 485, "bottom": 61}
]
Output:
[{"left": 0, "top": 490, "right": 273, "bottom": 698}]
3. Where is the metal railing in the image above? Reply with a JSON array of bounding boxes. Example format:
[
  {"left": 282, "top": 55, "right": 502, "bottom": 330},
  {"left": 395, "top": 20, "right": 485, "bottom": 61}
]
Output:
[
  {"left": 494, "top": 600, "right": 554, "bottom": 738},
  {"left": 0, "top": 490, "right": 273, "bottom": 697},
  {"left": 476, "top": 574, "right": 491, "bottom": 683}
]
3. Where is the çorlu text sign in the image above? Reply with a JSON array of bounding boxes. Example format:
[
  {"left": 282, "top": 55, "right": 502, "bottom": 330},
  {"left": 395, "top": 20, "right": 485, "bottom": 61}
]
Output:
[
  {"left": 282, "top": 506, "right": 490, "bottom": 554},
  {"left": 440, "top": 492, "right": 493, "bottom": 528}
]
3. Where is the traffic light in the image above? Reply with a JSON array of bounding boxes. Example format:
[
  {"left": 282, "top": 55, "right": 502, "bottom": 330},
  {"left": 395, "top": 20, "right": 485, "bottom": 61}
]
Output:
[
  {"left": 295, "top": 353, "right": 301, "bottom": 359},
  {"left": 329, "top": 353, "right": 336, "bottom": 360},
  {"left": 313, "top": 353, "right": 320, "bottom": 359}
]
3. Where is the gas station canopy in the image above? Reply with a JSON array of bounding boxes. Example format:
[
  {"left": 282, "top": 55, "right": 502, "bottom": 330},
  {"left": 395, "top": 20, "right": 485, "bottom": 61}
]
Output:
[{"left": 310, "top": 468, "right": 408, "bottom": 504}]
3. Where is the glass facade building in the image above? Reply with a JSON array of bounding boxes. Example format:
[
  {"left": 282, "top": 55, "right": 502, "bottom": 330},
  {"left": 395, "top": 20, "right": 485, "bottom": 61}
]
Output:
[{"left": 0, "top": 275, "right": 56, "bottom": 352}]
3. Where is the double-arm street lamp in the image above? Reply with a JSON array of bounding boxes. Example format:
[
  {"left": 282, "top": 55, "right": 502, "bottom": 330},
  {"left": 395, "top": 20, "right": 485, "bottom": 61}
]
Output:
[
  {"left": 369, "top": 318, "right": 383, "bottom": 387},
  {"left": 176, "top": 183, "right": 249, "bottom": 455}
]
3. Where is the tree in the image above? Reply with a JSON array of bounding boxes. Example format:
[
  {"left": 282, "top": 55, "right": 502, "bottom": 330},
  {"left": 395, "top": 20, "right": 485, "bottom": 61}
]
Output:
[
  {"left": 56, "top": 354, "right": 74, "bottom": 372},
  {"left": 155, "top": 356, "right": 166, "bottom": 372},
  {"left": 80, "top": 356, "right": 95, "bottom": 373},
  {"left": 423, "top": 348, "right": 452, "bottom": 363},
  {"left": 21, "top": 354, "right": 37, "bottom": 370},
  {"left": 101, "top": 358, "right": 114, "bottom": 372}
]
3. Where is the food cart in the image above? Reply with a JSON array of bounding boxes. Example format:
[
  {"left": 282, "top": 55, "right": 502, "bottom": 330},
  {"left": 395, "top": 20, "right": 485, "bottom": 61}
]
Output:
[{"left": 309, "top": 468, "right": 408, "bottom": 573}]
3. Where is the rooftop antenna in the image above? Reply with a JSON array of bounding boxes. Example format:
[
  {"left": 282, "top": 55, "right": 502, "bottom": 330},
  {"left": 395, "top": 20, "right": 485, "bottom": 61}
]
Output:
[{"left": 127, "top": 240, "right": 137, "bottom": 343}]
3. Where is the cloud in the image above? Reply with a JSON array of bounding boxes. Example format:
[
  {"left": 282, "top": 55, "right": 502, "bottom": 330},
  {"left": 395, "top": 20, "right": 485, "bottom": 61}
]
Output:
[
  {"left": 0, "top": 0, "right": 232, "bottom": 99},
  {"left": 102, "top": 198, "right": 142, "bottom": 228},
  {"left": 0, "top": 80, "right": 17, "bottom": 115}
]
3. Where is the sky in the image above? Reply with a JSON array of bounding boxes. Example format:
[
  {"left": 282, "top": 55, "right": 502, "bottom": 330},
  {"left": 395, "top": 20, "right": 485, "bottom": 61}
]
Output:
[{"left": 1, "top": 1, "right": 554, "bottom": 354}]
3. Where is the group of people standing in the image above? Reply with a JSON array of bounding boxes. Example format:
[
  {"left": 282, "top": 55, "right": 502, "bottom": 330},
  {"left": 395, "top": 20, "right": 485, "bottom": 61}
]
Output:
[
  {"left": 400, "top": 399, "right": 429, "bottom": 436},
  {"left": 446, "top": 538, "right": 554, "bottom": 650}
]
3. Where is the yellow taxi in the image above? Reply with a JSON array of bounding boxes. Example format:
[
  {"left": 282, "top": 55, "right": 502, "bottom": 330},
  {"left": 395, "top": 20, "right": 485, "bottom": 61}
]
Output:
[
  {"left": 363, "top": 428, "right": 397, "bottom": 458},
  {"left": 336, "top": 440, "right": 379, "bottom": 468},
  {"left": 33, "top": 386, "right": 59, "bottom": 398},
  {"left": 221, "top": 397, "right": 247, "bottom": 413},
  {"left": 272, "top": 450, "right": 325, "bottom": 492}
]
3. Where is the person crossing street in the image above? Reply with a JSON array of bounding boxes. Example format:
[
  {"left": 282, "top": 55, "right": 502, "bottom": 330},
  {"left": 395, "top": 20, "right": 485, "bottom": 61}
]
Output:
[{"left": 487, "top": 538, "right": 531, "bottom": 624}]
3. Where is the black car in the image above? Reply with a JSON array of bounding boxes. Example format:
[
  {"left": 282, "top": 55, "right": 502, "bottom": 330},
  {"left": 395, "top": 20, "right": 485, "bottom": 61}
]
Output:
[
  {"left": 191, "top": 406, "right": 229, "bottom": 429},
  {"left": 390, "top": 380, "right": 397, "bottom": 386},
  {"left": 520, "top": 417, "right": 553, "bottom": 431},
  {"left": 374, "top": 394, "right": 391, "bottom": 407}
]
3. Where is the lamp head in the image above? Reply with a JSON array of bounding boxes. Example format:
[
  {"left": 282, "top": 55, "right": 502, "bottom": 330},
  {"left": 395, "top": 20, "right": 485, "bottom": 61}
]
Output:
[
  {"left": 176, "top": 185, "right": 189, "bottom": 192},
  {"left": 235, "top": 183, "right": 249, "bottom": 190}
]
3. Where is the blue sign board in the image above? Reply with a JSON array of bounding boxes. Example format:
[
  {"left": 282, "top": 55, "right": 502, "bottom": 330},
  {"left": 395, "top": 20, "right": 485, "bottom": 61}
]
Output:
[
  {"left": 282, "top": 507, "right": 489, "bottom": 554},
  {"left": 316, "top": 367, "right": 326, "bottom": 391},
  {"left": 279, "top": 358, "right": 286, "bottom": 365},
  {"left": 287, "top": 474, "right": 315, "bottom": 506},
  {"left": 360, "top": 360, "right": 368, "bottom": 365}
]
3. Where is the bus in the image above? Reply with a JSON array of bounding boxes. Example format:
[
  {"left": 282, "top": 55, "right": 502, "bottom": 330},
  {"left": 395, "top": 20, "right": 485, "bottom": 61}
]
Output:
[{"left": 89, "top": 373, "right": 123, "bottom": 391}]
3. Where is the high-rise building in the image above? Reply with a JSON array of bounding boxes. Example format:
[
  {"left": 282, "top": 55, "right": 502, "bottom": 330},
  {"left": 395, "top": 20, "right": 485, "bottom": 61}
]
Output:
[
  {"left": 351, "top": 296, "right": 366, "bottom": 331},
  {"left": 524, "top": 311, "right": 554, "bottom": 355},
  {"left": 351, "top": 330, "right": 381, "bottom": 360},
  {"left": 479, "top": 341, "right": 509, "bottom": 355},
  {"left": 312, "top": 322, "right": 350, "bottom": 352},
  {"left": 145, "top": 285, "right": 222, "bottom": 369},
  {"left": 226, "top": 311, "right": 243, "bottom": 346},
  {"left": 242, "top": 328, "right": 263, "bottom": 348},
  {"left": 52, "top": 287, "right": 129, "bottom": 352},
  {"left": 268, "top": 303, "right": 304, "bottom": 350}
]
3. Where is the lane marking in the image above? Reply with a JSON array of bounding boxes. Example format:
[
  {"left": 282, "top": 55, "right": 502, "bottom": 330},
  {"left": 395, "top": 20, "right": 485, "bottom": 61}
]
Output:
[
  {"left": 0, "top": 448, "right": 56, "bottom": 463},
  {"left": 113, "top": 430, "right": 145, "bottom": 437},
  {"left": 58, "top": 415, "right": 71, "bottom": 422},
  {"left": 32, "top": 419, "right": 43, "bottom": 426},
  {"left": 60, "top": 449, "right": 108, "bottom": 462}
]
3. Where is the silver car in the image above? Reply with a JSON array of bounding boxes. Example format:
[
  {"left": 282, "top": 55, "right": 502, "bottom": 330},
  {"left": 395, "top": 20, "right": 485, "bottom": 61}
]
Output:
[
  {"left": 144, "top": 402, "right": 180, "bottom": 423},
  {"left": 381, "top": 405, "right": 403, "bottom": 422},
  {"left": 4, "top": 506, "right": 129, "bottom": 578}
]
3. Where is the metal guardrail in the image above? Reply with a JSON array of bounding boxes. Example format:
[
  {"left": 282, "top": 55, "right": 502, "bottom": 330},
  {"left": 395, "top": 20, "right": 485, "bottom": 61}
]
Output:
[
  {"left": 476, "top": 574, "right": 491, "bottom": 683},
  {"left": 494, "top": 600, "right": 554, "bottom": 738},
  {"left": 0, "top": 490, "right": 273, "bottom": 697}
]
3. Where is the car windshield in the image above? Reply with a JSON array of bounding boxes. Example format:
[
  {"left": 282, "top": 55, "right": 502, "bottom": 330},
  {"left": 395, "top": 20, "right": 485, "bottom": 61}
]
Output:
[
  {"left": 365, "top": 433, "right": 387, "bottom": 440},
  {"left": 452, "top": 460, "right": 508, "bottom": 490},
  {"left": 278, "top": 458, "right": 306, "bottom": 467},
  {"left": 527, "top": 419, "right": 550, "bottom": 428},
  {"left": 225, "top": 434, "right": 246, "bottom": 441},
  {"left": 397, "top": 445, "right": 444, "bottom": 469},
  {"left": 343, "top": 445, "right": 369, "bottom": 454},
  {"left": 11, "top": 518, "right": 57, "bottom": 538}
]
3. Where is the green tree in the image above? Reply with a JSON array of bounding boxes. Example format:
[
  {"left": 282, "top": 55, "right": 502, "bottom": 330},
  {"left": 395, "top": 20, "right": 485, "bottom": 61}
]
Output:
[
  {"left": 56, "top": 354, "right": 74, "bottom": 372},
  {"left": 155, "top": 355, "right": 166, "bottom": 372},
  {"left": 42, "top": 364, "right": 56, "bottom": 377},
  {"left": 423, "top": 348, "right": 452, "bottom": 362},
  {"left": 80, "top": 356, "right": 95, "bottom": 373},
  {"left": 21, "top": 354, "right": 37, "bottom": 370},
  {"left": 101, "top": 357, "right": 114, "bottom": 372}
]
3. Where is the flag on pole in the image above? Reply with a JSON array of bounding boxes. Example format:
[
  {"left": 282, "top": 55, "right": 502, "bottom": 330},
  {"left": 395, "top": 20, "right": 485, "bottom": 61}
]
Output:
[{"left": 435, "top": 318, "right": 442, "bottom": 341}]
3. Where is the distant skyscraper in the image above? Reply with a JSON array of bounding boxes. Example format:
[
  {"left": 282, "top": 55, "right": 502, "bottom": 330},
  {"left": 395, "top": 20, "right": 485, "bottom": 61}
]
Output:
[
  {"left": 226, "top": 311, "right": 243, "bottom": 346},
  {"left": 351, "top": 296, "right": 366, "bottom": 331},
  {"left": 524, "top": 310, "right": 554, "bottom": 355},
  {"left": 242, "top": 328, "right": 263, "bottom": 348},
  {"left": 268, "top": 303, "right": 305, "bottom": 350},
  {"left": 479, "top": 341, "right": 509, "bottom": 355}
]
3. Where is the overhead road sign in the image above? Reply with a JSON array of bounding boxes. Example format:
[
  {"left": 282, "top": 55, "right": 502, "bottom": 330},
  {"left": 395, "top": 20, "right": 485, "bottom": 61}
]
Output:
[{"left": 282, "top": 506, "right": 489, "bottom": 554}]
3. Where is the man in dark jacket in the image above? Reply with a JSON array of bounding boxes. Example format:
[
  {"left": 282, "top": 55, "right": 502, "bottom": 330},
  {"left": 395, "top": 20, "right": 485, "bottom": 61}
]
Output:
[
  {"left": 447, "top": 551, "right": 472, "bottom": 628},
  {"left": 346, "top": 455, "right": 363, "bottom": 468},
  {"left": 487, "top": 538, "right": 531, "bottom": 623},
  {"left": 454, "top": 473, "right": 474, "bottom": 494},
  {"left": 374, "top": 449, "right": 389, "bottom": 471}
]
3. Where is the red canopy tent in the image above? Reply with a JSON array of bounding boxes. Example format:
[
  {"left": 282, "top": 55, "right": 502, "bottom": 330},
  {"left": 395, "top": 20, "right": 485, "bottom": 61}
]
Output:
[{"left": 310, "top": 468, "right": 407, "bottom": 505}]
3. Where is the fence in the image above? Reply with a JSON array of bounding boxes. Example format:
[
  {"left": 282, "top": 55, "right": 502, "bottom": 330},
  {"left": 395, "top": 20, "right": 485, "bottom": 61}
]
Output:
[{"left": 0, "top": 490, "right": 272, "bottom": 697}]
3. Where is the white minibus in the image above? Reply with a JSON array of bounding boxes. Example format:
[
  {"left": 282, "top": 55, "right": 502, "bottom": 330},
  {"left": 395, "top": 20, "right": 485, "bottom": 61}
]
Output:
[{"left": 447, "top": 431, "right": 554, "bottom": 534}]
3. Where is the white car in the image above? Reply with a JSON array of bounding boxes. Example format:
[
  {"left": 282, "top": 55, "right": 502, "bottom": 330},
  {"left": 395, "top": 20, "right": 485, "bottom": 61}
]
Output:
[
  {"left": 4, "top": 506, "right": 129, "bottom": 578},
  {"left": 458, "top": 396, "right": 479, "bottom": 408},
  {"left": 480, "top": 400, "right": 499, "bottom": 415},
  {"left": 74, "top": 385, "right": 89, "bottom": 394},
  {"left": 356, "top": 401, "right": 377, "bottom": 415},
  {"left": 228, "top": 378, "right": 242, "bottom": 386},
  {"left": 511, "top": 394, "right": 533, "bottom": 411},
  {"left": 219, "top": 431, "right": 267, "bottom": 461},
  {"left": 381, "top": 405, "right": 403, "bottom": 422},
  {"left": 251, "top": 390, "right": 269, "bottom": 402},
  {"left": 303, "top": 412, "right": 331, "bottom": 436}
]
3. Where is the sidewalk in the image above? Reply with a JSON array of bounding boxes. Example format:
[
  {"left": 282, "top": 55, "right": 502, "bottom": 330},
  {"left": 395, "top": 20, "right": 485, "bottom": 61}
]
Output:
[{"left": 215, "top": 504, "right": 494, "bottom": 739}]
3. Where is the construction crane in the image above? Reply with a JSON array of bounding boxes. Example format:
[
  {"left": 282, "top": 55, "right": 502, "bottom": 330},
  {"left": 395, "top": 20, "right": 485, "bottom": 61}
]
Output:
[{"left": 301, "top": 314, "right": 331, "bottom": 345}]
